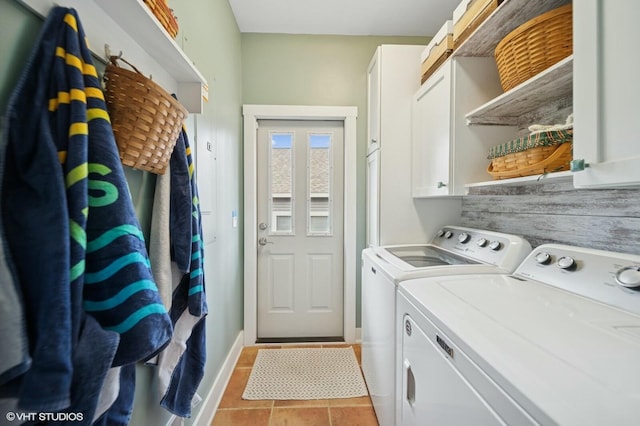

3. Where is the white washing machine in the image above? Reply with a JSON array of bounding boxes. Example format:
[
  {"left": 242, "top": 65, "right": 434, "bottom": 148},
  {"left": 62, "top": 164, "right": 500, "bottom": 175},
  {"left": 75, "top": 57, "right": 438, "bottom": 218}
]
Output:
[
  {"left": 397, "top": 244, "right": 640, "bottom": 426},
  {"left": 361, "top": 226, "right": 532, "bottom": 426}
]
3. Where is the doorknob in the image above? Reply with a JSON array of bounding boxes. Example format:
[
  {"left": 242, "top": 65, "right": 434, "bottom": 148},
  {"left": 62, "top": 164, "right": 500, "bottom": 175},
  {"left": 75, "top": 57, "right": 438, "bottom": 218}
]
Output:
[
  {"left": 258, "top": 237, "right": 273, "bottom": 246},
  {"left": 259, "top": 222, "right": 268, "bottom": 231}
]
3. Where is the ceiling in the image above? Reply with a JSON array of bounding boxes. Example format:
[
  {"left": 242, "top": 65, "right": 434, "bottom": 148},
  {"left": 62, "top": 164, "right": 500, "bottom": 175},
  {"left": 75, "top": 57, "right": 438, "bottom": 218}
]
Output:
[{"left": 227, "top": 0, "right": 461, "bottom": 37}]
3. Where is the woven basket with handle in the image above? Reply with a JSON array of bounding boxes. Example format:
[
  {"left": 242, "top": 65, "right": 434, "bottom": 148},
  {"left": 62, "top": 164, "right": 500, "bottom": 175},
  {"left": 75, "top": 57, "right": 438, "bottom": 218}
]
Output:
[
  {"left": 494, "top": 4, "right": 572, "bottom": 92},
  {"left": 487, "top": 142, "right": 573, "bottom": 180},
  {"left": 103, "top": 56, "right": 187, "bottom": 174},
  {"left": 143, "top": 0, "right": 179, "bottom": 38}
]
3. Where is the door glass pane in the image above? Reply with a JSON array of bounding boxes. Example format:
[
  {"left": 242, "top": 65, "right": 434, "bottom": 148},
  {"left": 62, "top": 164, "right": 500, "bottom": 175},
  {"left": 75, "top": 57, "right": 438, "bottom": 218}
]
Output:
[
  {"left": 270, "top": 132, "right": 293, "bottom": 234},
  {"left": 308, "top": 133, "right": 332, "bottom": 235}
]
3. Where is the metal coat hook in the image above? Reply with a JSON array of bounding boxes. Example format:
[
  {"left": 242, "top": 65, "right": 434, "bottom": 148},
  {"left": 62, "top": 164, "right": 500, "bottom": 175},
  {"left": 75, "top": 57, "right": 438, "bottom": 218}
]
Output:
[{"left": 104, "top": 44, "right": 122, "bottom": 61}]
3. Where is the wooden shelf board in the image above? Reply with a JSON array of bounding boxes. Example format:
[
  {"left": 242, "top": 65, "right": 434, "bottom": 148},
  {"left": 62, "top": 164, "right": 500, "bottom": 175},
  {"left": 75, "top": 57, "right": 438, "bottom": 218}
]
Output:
[
  {"left": 465, "top": 170, "right": 573, "bottom": 188},
  {"left": 466, "top": 56, "right": 573, "bottom": 125},
  {"left": 453, "top": 0, "right": 571, "bottom": 57}
]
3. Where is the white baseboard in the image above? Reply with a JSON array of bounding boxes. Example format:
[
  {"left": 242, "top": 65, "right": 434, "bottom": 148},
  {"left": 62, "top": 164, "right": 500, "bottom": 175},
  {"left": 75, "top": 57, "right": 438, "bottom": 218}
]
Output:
[{"left": 190, "top": 330, "right": 244, "bottom": 426}]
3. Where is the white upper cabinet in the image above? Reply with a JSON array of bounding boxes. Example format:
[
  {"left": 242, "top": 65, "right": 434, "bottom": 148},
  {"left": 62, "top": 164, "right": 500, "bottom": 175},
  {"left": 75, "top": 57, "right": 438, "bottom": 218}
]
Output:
[
  {"left": 412, "top": 56, "right": 515, "bottom": 197},
  {"left": 572, "top": 0, "right": 640, "bottom": 188},
  {"left": 412, "top": 60, "right": 452, "bottom": 197},
  {"left": 411, "top": 0, "right": 575, "bottom": 192}
]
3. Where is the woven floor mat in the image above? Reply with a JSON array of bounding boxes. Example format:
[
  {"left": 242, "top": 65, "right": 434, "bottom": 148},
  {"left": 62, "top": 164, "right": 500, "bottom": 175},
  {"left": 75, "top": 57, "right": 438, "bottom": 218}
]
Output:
[{"left": 242, "top": 347, "right": 368, "bottom": 400}]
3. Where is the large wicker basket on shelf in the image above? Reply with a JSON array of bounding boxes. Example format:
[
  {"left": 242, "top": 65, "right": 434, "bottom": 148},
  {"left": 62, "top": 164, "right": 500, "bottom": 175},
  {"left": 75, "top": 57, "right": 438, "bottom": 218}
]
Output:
[
  {"left": 494, "top": 4, "right": 572, "bottom": 92},
  {"left": 487, "top": 130, "right": 573, "bottom": 180},
  {"left": 143, "top": 0, "right": 179, "bottom": 38},
  {"left": 103, "top": 56, "right": 188, "bottom": 175}
]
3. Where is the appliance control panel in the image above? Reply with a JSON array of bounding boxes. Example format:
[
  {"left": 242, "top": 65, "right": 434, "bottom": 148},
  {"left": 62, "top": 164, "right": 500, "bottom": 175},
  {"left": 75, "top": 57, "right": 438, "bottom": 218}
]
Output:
[
  {"left": 431, "top": 226, "right": 531, "bottom": 269},
  {"left": 515, "top": 244, "right": 640, "bottom": 316}
]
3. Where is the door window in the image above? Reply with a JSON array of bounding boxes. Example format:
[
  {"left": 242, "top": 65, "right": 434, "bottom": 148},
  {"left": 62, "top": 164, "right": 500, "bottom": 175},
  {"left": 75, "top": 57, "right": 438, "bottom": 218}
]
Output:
[
  {"left": 269, "top": 132, "right": 294, "bottom": 235},
  {"left": 307, "top": 133, "right": 333, "bottom": 236}
]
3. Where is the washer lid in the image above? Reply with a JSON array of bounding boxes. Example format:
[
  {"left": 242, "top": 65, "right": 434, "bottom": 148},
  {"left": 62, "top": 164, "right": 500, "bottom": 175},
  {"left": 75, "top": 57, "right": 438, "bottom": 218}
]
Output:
[{"left": 399, "top": 274, "right": 640, "bottom": 426}]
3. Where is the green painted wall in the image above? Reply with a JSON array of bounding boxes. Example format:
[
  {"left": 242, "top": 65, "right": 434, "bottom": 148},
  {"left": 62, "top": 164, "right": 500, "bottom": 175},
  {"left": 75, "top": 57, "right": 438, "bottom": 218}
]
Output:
[
  {"left": 0, "top": 0, "right": 41, "bottom": 116},
  {"left": 241, "top": 34, "right": 428, "bottom": 326},
  {"left": 0, "top": 0, "right": 243, "bottom": 424},
  {"left": 166, "top": 0, "right": 244, "bottom": 424},
  {"left": 132, "top": 0, "right": 245, "bottom": 424}
]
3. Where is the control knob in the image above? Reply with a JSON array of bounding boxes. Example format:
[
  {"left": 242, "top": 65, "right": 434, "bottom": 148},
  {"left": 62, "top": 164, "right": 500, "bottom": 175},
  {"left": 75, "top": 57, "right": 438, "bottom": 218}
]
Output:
[
  {"left": 458, "top": 232, "right": 471, "bottom": 244},
  {"left": 535, "top": 252, "right": 552, "bottom": 265},
  {"left": 436, "top": 229, "right": 445, "bottom": 237},
  {"left": 615, "top": 266, "right": 640, "bottom": 289},
  {"left": 444, "top": 231, "right": 453, "bottom": 239},
  {"left": 557, "top": 256, "right": 576, "bottom": 270},
  {"left": 476, "top": 238, "right": 488, "bottom": 248},
  {"left": 488, "top": 241, "right": 502, "bottom": 251}
]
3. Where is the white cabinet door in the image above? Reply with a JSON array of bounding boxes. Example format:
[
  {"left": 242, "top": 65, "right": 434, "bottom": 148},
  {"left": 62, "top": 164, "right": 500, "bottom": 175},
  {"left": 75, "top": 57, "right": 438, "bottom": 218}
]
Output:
[
  {"left": 366, "top": 150, "right": 380, "bottom": 248},
  {"left": 412, "top": 61, "right": 452, "bottom": 197},
  {"left": 573, "top": 0, "right": 640, "bottom": 188},
  {"left": 412, "top": 57, "right": 514, "bottom": 196},
  {"left": 367, "top": 50, "right": 381, "bottom": 156}
]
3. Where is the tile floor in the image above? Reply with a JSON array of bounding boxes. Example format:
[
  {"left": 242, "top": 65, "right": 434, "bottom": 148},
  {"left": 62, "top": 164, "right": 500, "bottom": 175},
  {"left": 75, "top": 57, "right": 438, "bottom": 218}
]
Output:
[{"left": 212, "top": 344, "right": 379, "bottom": 426}]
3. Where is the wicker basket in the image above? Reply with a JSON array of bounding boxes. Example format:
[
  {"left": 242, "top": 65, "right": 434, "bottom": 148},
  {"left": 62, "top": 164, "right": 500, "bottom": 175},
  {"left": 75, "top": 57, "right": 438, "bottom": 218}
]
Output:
[
  {"left": 494, "top": 4, "right": 572, "bottom": 92},
  {"left": 143, "top": 0, "right": 179, "bottom": 38},
  {"left": 487, "top": 142, "right": 573, "bottom": 180},
  {"left": 104, "top": 56, "right": 188, "bottom": 174}
]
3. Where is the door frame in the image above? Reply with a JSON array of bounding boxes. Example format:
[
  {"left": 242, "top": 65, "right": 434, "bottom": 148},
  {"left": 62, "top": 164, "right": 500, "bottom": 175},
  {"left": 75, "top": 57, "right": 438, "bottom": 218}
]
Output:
[{"left": 243, "top": 105, "right": 358, "bottom": 346}]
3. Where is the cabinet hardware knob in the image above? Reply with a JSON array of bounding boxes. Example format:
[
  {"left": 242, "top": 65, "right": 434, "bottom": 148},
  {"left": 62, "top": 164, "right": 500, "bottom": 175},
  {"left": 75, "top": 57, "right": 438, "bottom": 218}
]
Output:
[
  {"left": 570, "top": 159, "right": 589, "bottom": 172},
  {"left": 437, "top": 181, "right": 447, "bottom": 188}
]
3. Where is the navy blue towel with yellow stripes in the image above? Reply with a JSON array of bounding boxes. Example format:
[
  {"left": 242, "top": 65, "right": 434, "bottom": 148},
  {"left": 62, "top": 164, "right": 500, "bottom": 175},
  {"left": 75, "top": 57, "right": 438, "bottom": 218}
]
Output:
[{"left": 0, "top": 6, "right": 172, "bottom": 422}]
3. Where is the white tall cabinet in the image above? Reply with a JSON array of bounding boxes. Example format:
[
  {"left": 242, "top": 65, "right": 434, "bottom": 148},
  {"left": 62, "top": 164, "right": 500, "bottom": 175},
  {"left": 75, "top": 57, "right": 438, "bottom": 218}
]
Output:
[
  {"left": 366, "top": 45, "right": 461, "bottom": 247},
  {"left": 573, "top": 0, "right": 640, "bottom": 188}
]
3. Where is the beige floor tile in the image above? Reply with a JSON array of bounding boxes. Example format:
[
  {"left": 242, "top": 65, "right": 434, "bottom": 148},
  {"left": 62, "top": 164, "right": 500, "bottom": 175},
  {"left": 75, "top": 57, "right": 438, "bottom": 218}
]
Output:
[
  {"left": 211, "top": 408, "right": 271, "bottom": 426},
  {"left": 217, "top": 368, "right": 273, "bottom": 409},
  {"left": 270, "top": 407, "right": 330, "bottom": 426},
  {"left": 330, "top": 406, "right": 379, "bottom": 426},
  {"left": 236, "top": 345, "right": 281, "bottom": 368},
  {"left": 328, "top": 396, "right": 372, "bottom": 407},
  {"left": 274, "top": 399, "right": 330, "bottom": 408}
]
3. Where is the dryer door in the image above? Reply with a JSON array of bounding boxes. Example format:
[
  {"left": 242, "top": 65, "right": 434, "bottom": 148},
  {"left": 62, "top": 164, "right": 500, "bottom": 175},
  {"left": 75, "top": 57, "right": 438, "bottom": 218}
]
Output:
[{"left": 401, "top": 314, "right": 503, "bottom": 426}]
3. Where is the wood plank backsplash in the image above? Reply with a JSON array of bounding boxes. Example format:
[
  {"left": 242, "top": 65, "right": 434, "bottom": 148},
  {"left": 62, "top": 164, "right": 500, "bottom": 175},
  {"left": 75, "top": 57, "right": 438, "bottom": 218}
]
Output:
[{"left": 461, "top": 178, "right": 640, "bottom": 255}]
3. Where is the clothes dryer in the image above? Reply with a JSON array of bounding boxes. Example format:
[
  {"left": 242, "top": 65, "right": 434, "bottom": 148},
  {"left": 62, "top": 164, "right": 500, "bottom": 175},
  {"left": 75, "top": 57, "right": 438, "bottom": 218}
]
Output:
[
  {"left": 398, "top": 244, "right": 640, "bottom": 426},
  {"left": 361, "top": 226, "right": 531, "bottom": 426}
]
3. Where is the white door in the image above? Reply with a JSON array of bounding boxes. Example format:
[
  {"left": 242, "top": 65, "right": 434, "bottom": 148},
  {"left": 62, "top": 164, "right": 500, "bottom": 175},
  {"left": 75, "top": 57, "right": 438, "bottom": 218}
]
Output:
[{"left": 256, "top": 120, "right": 344, "bottom": 340}]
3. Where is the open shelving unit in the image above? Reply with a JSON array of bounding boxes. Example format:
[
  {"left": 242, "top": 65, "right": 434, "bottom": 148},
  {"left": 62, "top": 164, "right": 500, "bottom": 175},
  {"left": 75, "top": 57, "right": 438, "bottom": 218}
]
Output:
[
  {"left": 16, "top": 0, "right": 207, "bottom": 113},
  {"left": 451, "top": 0, "right": 574, "bottom": 188}
]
